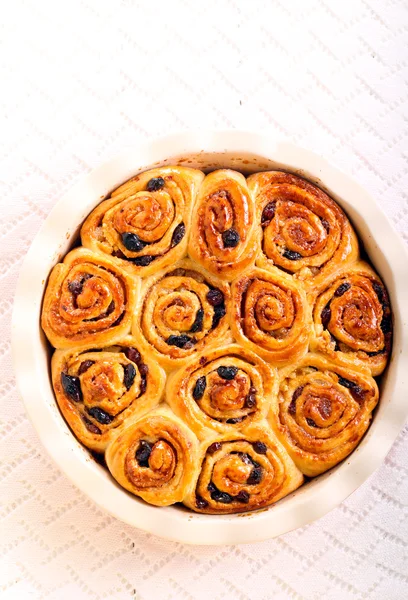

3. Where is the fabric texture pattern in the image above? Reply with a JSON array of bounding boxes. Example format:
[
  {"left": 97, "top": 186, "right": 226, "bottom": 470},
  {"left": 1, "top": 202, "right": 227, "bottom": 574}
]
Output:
[{"left": 1, "top": 0, "right": 407, "bottom": 598}]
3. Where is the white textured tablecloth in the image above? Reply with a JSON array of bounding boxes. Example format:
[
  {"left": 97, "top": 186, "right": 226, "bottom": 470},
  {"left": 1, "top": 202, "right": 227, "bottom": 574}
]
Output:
[{"left": 1, "top": 0, "right": 408, "bottom": 598}]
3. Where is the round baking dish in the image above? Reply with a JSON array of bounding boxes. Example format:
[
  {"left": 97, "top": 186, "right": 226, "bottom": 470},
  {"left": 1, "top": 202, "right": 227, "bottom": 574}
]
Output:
[{"left": 12, "top": 131, "right": 408, "bottom": 545}]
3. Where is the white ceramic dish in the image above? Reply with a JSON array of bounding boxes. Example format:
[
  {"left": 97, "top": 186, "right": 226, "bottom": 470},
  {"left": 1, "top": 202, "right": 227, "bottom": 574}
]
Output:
[{"left": 12, "top": 131, "right": 408, "bottom": 545}]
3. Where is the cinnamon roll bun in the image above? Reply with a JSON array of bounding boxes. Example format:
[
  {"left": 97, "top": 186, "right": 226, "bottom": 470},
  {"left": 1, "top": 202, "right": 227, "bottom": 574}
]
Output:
[
  {"left": 188, "top": 169, "right": 258, "bottom": 280},
  {"left": 248, "top": 171, "right": 358, "bottom": 287},
  {"left": 133, "top": 259, "right": 231, "bottom": 370},
  {"left": 311, "top": 262, "right": 392, "bottom": 375},
  {"left": 106, "top": 407, "right": 199, "bottom": 506},
  {"left": 41, "top": 248, "right": 137, "bottom": 349},
  {"left": 184, "top": 424, "right": 303, "bottom": 514},
  {"left": 166, "top": 344, "right": 277, "bottom": 438},
  {"left": 230, "top": 267, "right": 311, "bottom": 366},
  {"left": 81, "top": 166, "right": 204, "bottom": 277},
  {"left": 52, "top": 337, "right": 165, "bottom": 452},
  {"left": 270, "top": 353, "right": 379, "bottom": 476}
]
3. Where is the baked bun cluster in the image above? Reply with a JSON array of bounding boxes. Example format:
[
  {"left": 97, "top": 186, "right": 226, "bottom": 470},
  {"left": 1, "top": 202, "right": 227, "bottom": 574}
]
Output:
[{"left": 42, "top": 166, "right": 391, "bottom": 513}]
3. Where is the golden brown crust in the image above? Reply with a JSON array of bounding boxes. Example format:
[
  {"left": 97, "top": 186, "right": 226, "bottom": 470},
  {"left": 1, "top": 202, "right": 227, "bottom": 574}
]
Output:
[
  {"left": 52, "top": 336, "right": 165, "bottom": 452},
  {"left": 41, "top": 248, "right": 138, "bottom": 349},
  {"left": 81, "top": 166, "right": 204, "bottom": 278},
  {"left": 132, "top": 258, "right": 232, "bottom": 371},
  {"left": 105, "top": 407, "right": 199, "bottom": 506},
  {"left": 269, "top": 353, "right": 379, "bottom": 476},
  {"left": 41, "top": 166, "right": 392, "bottom": 515},
  {"left": 248, "top": 171, "right": 359, "bottom": 288},
  {"left": 166, "top": 344, "right": 278, "bottom": 439},
  {"left": 188, "top": 170, "right": 258, "bottom": 280},
  {"left": 183, "top": 423, "right": 303, "bottom": 514},
  {"left": 230, "top": 266, "right": 311, "bottom": 366},
  {"left": 310, "top": 261, "right": 392, "bottom": 376}
]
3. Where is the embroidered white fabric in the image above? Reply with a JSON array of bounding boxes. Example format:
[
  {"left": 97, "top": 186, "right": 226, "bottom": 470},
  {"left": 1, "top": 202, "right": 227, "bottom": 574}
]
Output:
[{"left": 1, "top": 0, "right": 407, "bottom": 598}]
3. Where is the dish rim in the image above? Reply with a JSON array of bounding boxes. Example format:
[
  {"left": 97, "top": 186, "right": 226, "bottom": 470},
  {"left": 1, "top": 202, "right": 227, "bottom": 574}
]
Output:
[{"left": 11, "top": 130, "right": 408, "bottom": 545}]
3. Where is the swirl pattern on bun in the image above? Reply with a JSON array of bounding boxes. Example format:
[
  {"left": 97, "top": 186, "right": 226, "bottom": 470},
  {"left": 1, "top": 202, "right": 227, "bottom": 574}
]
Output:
[
  {"left": 52, "top": 337, "right": 165, "bottom": 452},
  {"left": 269, "top": 353, "right": 379, "bottom": 476},
  {"left": 248, "top": 171, "right": 358, "bottom": 287},
  {"left": 183, "top": 424, "right": 303, "bottom": 514},
  {"left": 133, "top": 259, "right": 231, "bottom": 370},
  {"left": 230, "top": 267, "right": 311, "bottom": 366},
  {"left": 41, "top": 248, "right": 137, "bottom": 349},
  {"left": 310, "top": 262, "right": 392, "bottom": 376},
  {"left": 166, "top": 344, "right": 277, "bottom": 438},
  {"left": 189, "top": 170, "right": 258, "bottom": 280},
  {"left": 106, "top": 408, "right": 198, "bottom": 506},
  {"left": 81, "top": 166, "right": 204, "bottom": 277}
]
